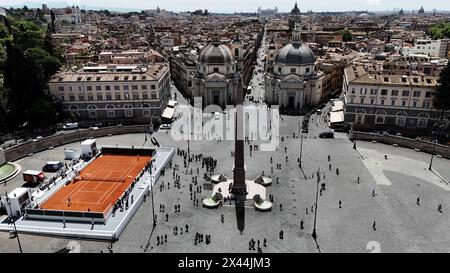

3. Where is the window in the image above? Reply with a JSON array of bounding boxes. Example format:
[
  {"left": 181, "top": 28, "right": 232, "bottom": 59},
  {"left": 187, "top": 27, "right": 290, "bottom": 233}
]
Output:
[
  {"left": 115, "top": 93, "right": 121, "bottom": 100},
  {"left": 142, "top": 85, "right": 147, "bottom": 90},
  {"left": 78, "top": 86, "right": 82, "bottom": 91},
  {"left": 106, "top": 93, "right": 112, "bottom": 100},
  {"left": 133, "top": 92, "right": 139, "bottom": 100},
  {"left": 391, "top": 99, "right": 396, "bottom": 106},
  {"left": 60, "top": 95, "right": 65, "bottom": 101},
  {"left": 151, "top": 93, "right": 157, "bottom": 99},
  {"left": 69, "top": 94, "right": 75, "bottom": 101},
  {"left": 213, "top": 67, "right": 219, "bottom": 73},
  {"left": 124, "top": 92, "right": 130, "bottom": 100},
  {"left": 87, "top": 93, "right": 94, "bottom": 101},
  {"left": 413, "top": 91, "right": 421, "bottom": 97},
  {"left": 124, "top": 76, "right": 129, "bottom": 81},
  {"left": 86, "top": 86, "right": 92, "bottom": 91},
  {"left": 114, "top": 76, "right": 119, "bottom": 81},
  {"left": 402, "top": 90, "right": 410, "bottom": 97},
  {"left": 151, "top": 85, "right": 156, "bottom": 90},
  {"left": 97, "top": 93, "right": 103, "bottom": 101},
  {"left": 402, "top": 100, "right": 407, "bottom": 106},
  {"left": 351, "top": 88, "right": 355, "bottom": 94},
  {"left": 370, "top": 99, "right": 375, "bottom": 105},
  {"left": 350, "top": 97, "right": 354, "bottom": 103},
  {"left": 57, "top": 86, "right": 64, "bottom": 92},
  {"left": 375, "top": 116, "right": 385, "bottom": 124},
  {"left": 291, "top": 68, "right": 296, "bottom": 73},
  {"left": 370, "top": 89, "right": 377, "bottom": 95},
  {"left": 142, "top": 93, "right": 148, "bottom": 100},
  {"left": 124, "top": 104, "right": 133, "bottom": 117},
  {"left": 425, "top": 92, "right": 432, "bottom": 98},
  {"left": 278, "top": 67, "right": 281, "bottom": 73},
  {"left": 306, "top": 68, "right": 310, "bottom": 73},
  {"left": 360, "top": 88, "right": 367, "bottom": 95},
  {"left": 79, "top": 94, "right": 84, "bottom": 101},
  {"left": 87, "top": 105, "right": 97, "bottom": 118},
  {"left": 391, "top": 90, "right": 398, "bottom": 96},
  {"left": 132, "top": 85, "right": 138, "bottom": 91},
  {"left": 105, "top": 85, "right": 111, "bottom": 91},
  {"left": 106, "top": 105, "right": 115, "bottom": 118},
  {"left": 96, "top": 76, "right": 101, "bottom": 81},
  {"left": 114, "top": 85, "right": 120, "bottom": 91},
  {"left": 96, "top": 86, "right": 102, "bottom": 91},
  {"left": 381, "top": 89, "right": 388, "bottom": 96},
  {"left": 124, "top": 85, "right": 129, "bottom": 91},
  {"left": 360, "top": 98, "right": 365, "bottom": 104},
  {"left": 423, "top": 101, "right": 430, "bottom": 109},
  {"left": 380, "top": 99, "right": 384, "bottom": 105},
  {"left": 142, "top": 103, "right": 151, "bottom": 117},
  {"left": 412, "top": 101, "right": 418, "bottom": 107}
]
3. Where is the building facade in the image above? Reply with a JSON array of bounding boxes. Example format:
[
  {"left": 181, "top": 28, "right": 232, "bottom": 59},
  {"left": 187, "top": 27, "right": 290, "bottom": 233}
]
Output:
[
  {"left": 402, "top": 39, "right": 449, "bottom": 58},
  {"left": 264, "top": 24, "right": 323, "bottom": 113},
  {"left": 49, "top": 64, "right": 171, "bottom": 126},
  {"left": 342, "top": 64, "right": 448, "bottom": 130},
  {"left": 193, "top": 38, "right": 241, "bottom": 108}
]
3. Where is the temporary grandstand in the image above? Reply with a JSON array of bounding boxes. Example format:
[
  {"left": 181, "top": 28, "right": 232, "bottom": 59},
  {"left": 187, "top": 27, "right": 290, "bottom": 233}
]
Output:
[{"left": 0, "top": 145, "right": 174, "bottom": 240}]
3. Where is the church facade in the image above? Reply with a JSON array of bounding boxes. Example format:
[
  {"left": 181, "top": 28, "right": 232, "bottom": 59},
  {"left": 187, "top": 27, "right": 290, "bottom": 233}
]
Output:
[
  {"left": 264, "top": 23, "right": 323, "bottom": 114},
  {"left": 193, "top": 37, "right": 242, "bottom": 108}
]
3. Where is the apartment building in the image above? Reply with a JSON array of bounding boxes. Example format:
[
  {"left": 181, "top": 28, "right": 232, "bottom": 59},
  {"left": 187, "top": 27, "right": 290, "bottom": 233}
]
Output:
[
  {"left": 402, "top": 39, "right": 449, "bottom": 58},
  {"left": 49, "top": 64, "right": 171, "bottom": 126},
  {"left": 342, "top": 64, "right": 447, "bottom": 130}
]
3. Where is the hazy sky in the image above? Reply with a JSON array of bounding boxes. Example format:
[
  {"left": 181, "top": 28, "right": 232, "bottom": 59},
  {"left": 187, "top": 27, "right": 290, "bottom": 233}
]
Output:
[{"left": 1, "top": 0, "right": 449, "bottom": 13}]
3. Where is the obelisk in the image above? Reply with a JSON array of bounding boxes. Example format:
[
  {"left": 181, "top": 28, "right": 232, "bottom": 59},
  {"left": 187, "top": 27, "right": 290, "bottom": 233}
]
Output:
[{"left": 232, "top": 76, "right": 246, "bottom": 234}]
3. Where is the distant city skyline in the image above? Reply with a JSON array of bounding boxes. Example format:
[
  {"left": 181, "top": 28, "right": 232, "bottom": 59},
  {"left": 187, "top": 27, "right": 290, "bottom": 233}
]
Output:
[{"left": 1, "top": 0, "right": 449, "bottom": 13}]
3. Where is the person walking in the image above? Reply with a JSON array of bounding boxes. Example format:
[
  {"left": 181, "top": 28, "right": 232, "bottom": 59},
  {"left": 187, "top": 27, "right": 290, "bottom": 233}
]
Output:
[
  {"left": 339, "top": 200, "right": 342, "bottom": 209},
  {"left": 372, "top": 221, "right": 376, "bottom": 231},
  {"left": 416, "top": 197, "right": 420, "bottom": 206}
]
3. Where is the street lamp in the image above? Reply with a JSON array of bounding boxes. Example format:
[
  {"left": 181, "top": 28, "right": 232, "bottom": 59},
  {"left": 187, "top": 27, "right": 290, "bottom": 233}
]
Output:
[
  {"left": 311, "top": 167, "right": 323, "bottom": 240},
  {"left": 4, "top": 193, "right": 23, "bottom": 253}
]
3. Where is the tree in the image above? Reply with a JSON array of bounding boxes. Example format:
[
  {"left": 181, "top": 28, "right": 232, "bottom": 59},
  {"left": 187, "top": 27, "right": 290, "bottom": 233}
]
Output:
[
  {"left": 337, "top": 29, "right": 353, "bottom": 42},
  {"left": 434, "top": 64, "right": 450, "bottom": 121}
]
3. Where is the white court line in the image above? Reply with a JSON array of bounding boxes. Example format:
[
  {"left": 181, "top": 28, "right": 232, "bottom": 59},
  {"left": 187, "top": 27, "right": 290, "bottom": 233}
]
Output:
[{"left": 96, "top": 162, "right": 137, "bottom": 205}]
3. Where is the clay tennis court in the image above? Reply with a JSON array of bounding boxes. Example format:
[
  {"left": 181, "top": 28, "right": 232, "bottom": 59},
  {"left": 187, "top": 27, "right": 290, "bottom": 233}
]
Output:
[{"left": 40, "top": 154, "right": 151, "bottom": 213}]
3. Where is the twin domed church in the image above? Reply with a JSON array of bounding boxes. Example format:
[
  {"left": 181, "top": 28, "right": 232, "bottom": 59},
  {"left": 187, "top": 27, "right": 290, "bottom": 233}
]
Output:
[{"left": 194, "top": 2, "right": 322, "bottom": 113}]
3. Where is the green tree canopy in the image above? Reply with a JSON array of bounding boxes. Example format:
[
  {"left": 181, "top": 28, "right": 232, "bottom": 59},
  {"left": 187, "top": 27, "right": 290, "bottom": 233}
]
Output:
[
  {"left": 336, "top": 28, "right": 353, "bottom": 42},
  {"left": 429, "top": 22, "right": 450, "bottom": 40}
]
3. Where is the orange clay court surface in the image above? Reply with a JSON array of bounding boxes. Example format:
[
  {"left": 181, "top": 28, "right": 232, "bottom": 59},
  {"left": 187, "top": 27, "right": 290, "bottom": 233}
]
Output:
[{"left": 40, "top": 154, "right": 151, "bottom": 213}]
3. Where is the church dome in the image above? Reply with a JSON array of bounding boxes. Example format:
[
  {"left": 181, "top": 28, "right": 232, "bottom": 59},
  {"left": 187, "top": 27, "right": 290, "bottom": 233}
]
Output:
[
  {"left": 274, "top": 42, "right": 316, "bottom": 65},
  {"left": 199, "top": 43, "right": 234, "bottom": 64}
]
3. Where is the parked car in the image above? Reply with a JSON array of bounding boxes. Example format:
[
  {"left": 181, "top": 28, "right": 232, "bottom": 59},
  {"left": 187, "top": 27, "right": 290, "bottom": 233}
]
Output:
[
  {"left": 63, "top": 122, "right": 78, "bottom": 130},
  {"left": 160, "top": 124, "right": 172, "bottom": 130},
  {"left": 316, "top": 109, "right": 322, "bottom": 115},
  {"left": 214, "top": 112, "right": 220, "bottom": 120},
  {"left": 319, "top": 131, "right": 334, "bottom": 138},
  {"left": 42, "top": 161, "right": 64, "bottom": 172}
]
